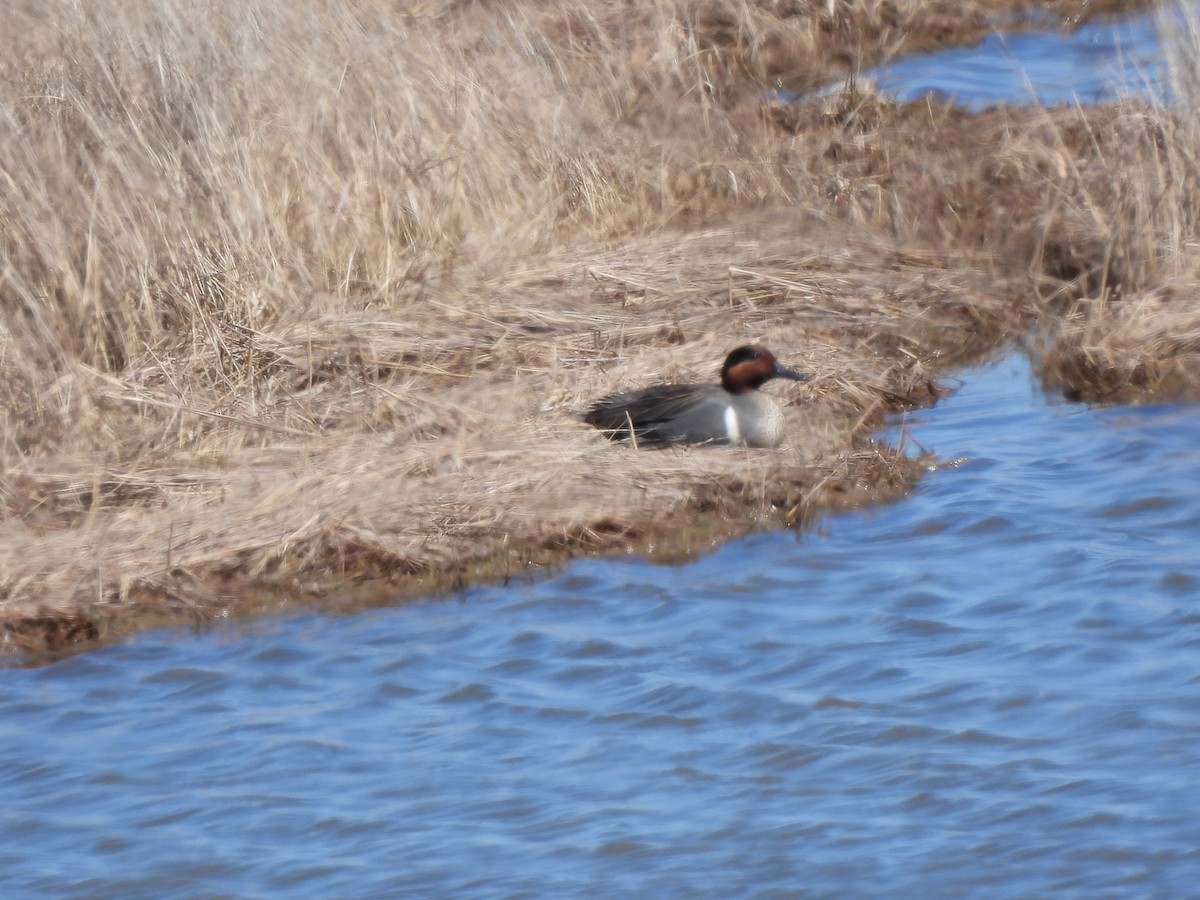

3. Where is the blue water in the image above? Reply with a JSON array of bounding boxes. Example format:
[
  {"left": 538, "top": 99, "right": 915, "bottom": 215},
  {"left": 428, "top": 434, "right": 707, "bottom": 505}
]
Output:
[
  {"left": 3, "top": 354, "right": 1200, "bottom": 896},
  {"left": 870, "top": 8, "right": 1167, "bottom": 108}
]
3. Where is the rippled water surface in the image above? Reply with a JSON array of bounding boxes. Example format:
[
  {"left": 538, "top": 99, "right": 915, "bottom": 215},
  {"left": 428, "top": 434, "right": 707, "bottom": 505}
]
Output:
[{"left": 4, "top": 354, "right": 1200, "bottom": 896}]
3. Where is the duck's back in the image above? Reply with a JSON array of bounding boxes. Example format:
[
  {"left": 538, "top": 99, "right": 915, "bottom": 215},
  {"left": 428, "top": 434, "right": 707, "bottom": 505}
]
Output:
[{"left": 585, "top": 384, "right": 733, "bottom": 444}]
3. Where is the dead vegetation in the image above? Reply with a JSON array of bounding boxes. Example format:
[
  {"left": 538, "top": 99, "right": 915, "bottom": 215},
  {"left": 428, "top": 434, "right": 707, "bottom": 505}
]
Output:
[{"left": 0, "top": 0, "right": 1192, "bottom": 654}]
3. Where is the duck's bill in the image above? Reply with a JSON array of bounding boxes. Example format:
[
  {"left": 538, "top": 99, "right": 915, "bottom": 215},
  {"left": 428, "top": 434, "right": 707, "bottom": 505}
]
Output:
[{"left": 773, "top": 362, "right": 812, "bottom": 382}]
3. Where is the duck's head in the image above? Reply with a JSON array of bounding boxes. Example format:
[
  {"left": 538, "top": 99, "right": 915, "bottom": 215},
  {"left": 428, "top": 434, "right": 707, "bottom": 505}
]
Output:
[{"left": 720, "top": 345, "right": 811, "bottom": 394}]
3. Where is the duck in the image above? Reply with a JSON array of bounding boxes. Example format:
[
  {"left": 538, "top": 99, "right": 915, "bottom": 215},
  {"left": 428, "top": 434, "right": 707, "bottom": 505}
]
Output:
[{"left": 585, "top": 345, "right": 810, "bottom": 448}]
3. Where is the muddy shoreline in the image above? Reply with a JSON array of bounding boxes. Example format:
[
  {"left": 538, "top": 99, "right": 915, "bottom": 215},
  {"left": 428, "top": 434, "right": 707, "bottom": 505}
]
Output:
[{"left": 2, "top": 0, "right": 1195, "bottom": 657}]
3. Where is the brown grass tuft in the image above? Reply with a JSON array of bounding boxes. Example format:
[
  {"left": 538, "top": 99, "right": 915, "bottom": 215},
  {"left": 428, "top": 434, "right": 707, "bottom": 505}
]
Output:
[{"left": 1020, "top": 3, "right": 1200, "bottom": 401}]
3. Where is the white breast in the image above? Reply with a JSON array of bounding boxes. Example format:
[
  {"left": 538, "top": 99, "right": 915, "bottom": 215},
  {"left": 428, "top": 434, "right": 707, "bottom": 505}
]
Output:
[
  {"left": 723, "top": 405, "right": 741, "bottom": 442},
  {"left": 739, "top": 397, "right": 787, "bottom": 448}
]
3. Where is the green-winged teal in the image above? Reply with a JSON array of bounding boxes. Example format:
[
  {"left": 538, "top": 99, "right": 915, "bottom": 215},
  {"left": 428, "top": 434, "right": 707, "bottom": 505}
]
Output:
[{"left": 585, "top": 345, "right": 810, "bottom": 448}]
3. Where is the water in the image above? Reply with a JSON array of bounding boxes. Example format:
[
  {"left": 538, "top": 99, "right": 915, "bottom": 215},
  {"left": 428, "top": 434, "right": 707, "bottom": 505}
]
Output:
[
  {"left": 869, "top": 8, "right": 1167, "bottom": 108},
  {"left": 3, "top": 353, "right": 1200, "bottom": 896}
]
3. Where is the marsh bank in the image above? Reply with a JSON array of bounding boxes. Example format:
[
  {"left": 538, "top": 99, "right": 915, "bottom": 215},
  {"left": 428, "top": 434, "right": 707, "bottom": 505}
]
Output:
[{"left": 1, "top": 0, "right": 1195, "bottom": 653}]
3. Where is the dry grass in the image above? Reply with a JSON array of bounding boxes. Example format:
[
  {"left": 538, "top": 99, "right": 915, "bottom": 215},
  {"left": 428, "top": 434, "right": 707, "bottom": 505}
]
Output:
[
  {"left": 1038, "top": 281, "right": 1200, "bottom": 402},
  {"left": 0, "top": 211, "right": 979, "bottom": 646},
  {"left": 1028, "top": 5, "right": 1200, "bottom": 400},
  {"left": 0, "top": 0, "right": 1190, "bottom": 653}
]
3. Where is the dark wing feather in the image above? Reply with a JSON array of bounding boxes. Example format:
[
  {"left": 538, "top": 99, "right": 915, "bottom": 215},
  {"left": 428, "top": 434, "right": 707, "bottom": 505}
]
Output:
[{"left": 584, "top": 385, "right": 707, "bottom": 442}]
